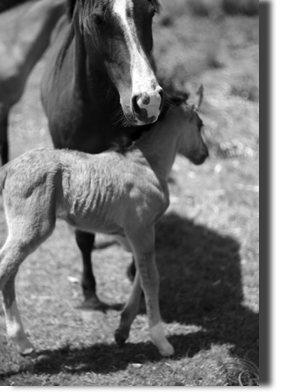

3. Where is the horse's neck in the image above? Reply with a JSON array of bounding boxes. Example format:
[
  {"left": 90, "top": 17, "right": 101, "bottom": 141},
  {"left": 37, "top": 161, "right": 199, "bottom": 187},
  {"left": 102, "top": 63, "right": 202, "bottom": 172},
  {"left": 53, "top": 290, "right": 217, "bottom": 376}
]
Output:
[
  {"left": 71, "top": 14, "right": 117, "bottom": 110},
  {"left": 133, "top": 111, "right": 182, "bottom": 181},
  {"left": 16, "top": 0, "right": 65, "bottom": 76}
]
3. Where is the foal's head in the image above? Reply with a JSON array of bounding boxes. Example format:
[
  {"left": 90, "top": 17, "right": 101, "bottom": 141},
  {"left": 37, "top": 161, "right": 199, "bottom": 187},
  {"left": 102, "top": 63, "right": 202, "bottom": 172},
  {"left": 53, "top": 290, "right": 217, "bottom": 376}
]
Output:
[
  {"left": 70, "top": 0, "right": 163, "bottom": 126},
  {"left": 177, "top": 104, "right": 209, "bottom": 165},
  {"left": 173, "top": 86, "right": 209, "bottom": 165}
]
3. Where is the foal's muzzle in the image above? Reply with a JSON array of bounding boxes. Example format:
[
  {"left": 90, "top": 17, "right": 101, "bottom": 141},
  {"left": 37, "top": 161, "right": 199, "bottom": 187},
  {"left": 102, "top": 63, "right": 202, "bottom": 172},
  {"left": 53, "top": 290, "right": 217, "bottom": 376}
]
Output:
[{"left": 191, "top": 146, "right": 209, "bottom": 165}]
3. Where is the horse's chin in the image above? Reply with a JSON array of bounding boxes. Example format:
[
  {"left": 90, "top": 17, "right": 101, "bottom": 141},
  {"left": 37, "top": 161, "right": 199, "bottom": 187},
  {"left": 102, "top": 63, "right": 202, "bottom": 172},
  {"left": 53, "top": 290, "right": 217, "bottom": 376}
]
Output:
[
  {"left": 121, "top": 108, "right": 158, "bottom": 127},
  {"left": 133, "top": 115, "right": 157, "bottom": 126}
]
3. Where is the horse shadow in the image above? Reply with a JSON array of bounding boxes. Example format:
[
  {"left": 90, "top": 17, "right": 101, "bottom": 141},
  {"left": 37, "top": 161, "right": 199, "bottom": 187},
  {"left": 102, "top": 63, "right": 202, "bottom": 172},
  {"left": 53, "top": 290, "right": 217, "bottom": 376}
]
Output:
[
  {"left": 155, "top": 213, "right": 259, "bottom": 361},
  {"left": 0, "top": 212, "right": 258, "bottom": 378}
]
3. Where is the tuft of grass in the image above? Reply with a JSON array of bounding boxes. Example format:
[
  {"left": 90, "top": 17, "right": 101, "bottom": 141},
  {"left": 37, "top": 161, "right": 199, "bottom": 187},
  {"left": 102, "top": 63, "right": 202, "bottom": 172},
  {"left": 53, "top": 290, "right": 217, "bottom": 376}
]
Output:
[
  {"left": 223, "top": 357, "right": 259, "bottom": 386},
  {"left": 230, "top": 76, "right": 259, "bottom": 102}
]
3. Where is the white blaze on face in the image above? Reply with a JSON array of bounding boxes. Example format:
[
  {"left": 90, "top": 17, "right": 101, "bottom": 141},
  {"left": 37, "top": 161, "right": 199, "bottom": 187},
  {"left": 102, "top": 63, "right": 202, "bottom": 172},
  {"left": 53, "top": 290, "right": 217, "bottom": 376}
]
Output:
[{"left": 113, "top": 0, "right": 162, "bottom": 123}]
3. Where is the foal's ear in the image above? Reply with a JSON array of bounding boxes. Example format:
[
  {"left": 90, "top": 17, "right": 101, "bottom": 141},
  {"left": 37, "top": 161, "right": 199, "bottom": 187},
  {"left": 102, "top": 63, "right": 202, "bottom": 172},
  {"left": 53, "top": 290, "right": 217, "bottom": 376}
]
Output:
[{"left": 195, "top": 85, "right": 204, "bottom": 111}]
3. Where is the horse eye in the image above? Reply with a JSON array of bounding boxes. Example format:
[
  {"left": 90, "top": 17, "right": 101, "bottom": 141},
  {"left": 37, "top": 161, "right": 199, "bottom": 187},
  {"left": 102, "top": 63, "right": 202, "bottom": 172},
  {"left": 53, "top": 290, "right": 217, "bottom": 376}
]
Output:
[{"left": 92, "top": 13, "right": 105, "bottom": 25}]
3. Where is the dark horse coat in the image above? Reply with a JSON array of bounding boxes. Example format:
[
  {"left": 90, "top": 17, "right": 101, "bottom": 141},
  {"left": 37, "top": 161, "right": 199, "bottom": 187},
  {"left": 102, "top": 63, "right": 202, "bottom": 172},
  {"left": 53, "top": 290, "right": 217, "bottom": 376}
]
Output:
[{"left": 41, "top": 0, "right": 169, "bottom": 308}]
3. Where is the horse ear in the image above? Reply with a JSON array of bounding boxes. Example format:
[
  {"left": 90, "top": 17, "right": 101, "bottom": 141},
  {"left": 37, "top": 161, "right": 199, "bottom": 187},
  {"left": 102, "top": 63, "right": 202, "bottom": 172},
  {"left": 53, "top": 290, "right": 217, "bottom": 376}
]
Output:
[{"left": 195, "top": 85, "right": 204, "bottom": 111}]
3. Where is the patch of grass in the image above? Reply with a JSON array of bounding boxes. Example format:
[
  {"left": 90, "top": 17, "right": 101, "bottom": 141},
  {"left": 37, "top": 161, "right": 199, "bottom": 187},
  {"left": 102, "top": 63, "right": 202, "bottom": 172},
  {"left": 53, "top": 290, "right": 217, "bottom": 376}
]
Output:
[
  {"left": 159, "top": 0, "right": 259, "bottom": 19},
  {"left": 230, "top": 75, "right": 259, "bottom": 102},
  {"left": 223, "top": 356, "right": 259, "bottom": 385},
  {"left": 222, "top": 0, "right": 259, "bottom": 16}
]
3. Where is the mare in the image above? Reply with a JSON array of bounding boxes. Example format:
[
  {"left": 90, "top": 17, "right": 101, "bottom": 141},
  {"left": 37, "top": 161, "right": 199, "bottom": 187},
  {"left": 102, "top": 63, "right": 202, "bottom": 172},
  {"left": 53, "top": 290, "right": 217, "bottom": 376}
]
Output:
[
  {"left": 40, "top": 0, "right": 166, "bottom": 310},
  {"left": 0, "top": 0, "right": 66, "bottom": 165}
]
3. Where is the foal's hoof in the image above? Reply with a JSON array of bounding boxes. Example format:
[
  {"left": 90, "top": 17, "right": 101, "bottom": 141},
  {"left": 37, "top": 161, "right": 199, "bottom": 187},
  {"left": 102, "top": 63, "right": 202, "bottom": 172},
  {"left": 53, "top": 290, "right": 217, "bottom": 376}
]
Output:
[
  {"left": 114, "top": 329, "right": 128, "bottom": 348},
  {"left": 157, "top": 342, "right": 175, "bottom": 357},
  {"left": 20, "top": 346, "right": 36, "bottom": 357}
]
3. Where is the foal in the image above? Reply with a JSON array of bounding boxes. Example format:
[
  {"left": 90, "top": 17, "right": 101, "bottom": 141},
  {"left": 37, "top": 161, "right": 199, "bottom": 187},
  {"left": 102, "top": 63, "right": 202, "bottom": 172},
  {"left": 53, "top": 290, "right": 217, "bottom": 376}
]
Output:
[
  {"left": 0, "top": 103, "right": 208, "bottom": 357},
  {"left": 0, "top": 0, "right": 66, "bottom": 165}
]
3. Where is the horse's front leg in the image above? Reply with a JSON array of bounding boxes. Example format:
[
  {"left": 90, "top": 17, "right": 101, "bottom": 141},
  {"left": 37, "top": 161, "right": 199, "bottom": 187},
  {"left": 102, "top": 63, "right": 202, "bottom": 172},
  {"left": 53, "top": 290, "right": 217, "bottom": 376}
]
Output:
[
  {"left": 75, "top": 230, "right": 103, "bottom": 309},
  {"left": 116, "top": 226, "right": 174, "bottom": 357}
]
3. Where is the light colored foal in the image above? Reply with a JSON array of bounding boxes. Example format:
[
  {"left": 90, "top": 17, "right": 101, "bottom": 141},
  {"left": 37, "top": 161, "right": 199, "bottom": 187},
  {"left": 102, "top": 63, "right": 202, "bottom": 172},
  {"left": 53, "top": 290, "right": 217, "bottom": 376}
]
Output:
[{"left": 0, "top": 102, "right": 208, "bottom": 357}]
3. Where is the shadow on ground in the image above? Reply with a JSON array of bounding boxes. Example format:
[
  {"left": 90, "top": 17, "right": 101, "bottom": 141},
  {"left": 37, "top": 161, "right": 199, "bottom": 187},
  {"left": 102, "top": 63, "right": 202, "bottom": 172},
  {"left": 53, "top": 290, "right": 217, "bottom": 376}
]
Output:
[{"left": 0, "top": 212, "right": 258, "bottom": 377}]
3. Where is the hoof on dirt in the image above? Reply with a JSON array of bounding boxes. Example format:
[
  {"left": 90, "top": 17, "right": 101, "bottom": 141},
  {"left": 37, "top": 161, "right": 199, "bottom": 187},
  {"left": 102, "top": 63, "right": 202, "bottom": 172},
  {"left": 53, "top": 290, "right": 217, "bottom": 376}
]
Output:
[
  {"left": 20, "top": 347, "right": 36, "bottom": 357},
  {"left": 114, "top": 330, "right": 127, "bottom": 348}
]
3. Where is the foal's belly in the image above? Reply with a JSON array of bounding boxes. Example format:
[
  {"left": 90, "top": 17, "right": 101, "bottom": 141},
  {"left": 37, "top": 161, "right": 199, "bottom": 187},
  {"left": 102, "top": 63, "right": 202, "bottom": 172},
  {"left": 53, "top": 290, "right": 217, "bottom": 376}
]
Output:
[{"left": 58, "top": 211, "right": 125, "bottom": 237}]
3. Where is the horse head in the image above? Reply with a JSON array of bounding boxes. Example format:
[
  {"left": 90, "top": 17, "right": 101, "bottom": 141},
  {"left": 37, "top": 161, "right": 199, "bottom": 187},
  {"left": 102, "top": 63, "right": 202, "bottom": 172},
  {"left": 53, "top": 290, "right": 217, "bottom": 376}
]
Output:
[{"left": 70, "top": 0, "right": 164, "bottom": 126}]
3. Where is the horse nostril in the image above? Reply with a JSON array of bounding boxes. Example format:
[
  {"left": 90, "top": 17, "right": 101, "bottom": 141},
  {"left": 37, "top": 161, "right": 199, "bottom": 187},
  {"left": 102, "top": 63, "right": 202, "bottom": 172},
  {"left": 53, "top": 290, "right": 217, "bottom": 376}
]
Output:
[
  {"left": 132, "top": 94, "right": 142, "bottom": 115},
  {"left": 132, "top": 89, "right": 163, "bottom": 119}
]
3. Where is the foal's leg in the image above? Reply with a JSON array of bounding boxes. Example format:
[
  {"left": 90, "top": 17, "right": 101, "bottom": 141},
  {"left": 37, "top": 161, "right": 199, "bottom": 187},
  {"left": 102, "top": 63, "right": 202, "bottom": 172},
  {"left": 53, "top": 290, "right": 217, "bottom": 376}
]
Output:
[
  {"left": 0, "top": 104, "right": 9, "bottom": 165},
  {"left": 113, "top": 235, "right": 142, "bottom": 344},
  {"left": 2, "top": 272, "right": 34, "bottom": 355},
  {"left": 0, "top": 239, "right": 35, "bottom": 354},
  {"left": 117, "top": 227, "right": 174, "bottom": 357},
  {"left": 75, "top": 230, "right": 102, "bottom": 309},
  {"left": 0, "top": 202, "right": 55, "bottom": 354},
  {"left": 115, "top": 269, "right": 142, "bottom": 347}
]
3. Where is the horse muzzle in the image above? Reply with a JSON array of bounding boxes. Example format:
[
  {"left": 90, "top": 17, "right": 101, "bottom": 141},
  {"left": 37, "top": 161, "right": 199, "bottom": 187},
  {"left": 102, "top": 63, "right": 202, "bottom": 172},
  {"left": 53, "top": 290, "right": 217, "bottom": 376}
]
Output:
[{"left": 131, "top": 87, "right": 164, "bottom": 125}]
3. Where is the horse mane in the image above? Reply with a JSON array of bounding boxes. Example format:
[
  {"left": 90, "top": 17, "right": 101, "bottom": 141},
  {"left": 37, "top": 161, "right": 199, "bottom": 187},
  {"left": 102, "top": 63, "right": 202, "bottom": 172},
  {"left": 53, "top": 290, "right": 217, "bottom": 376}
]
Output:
[
  {"left": 66, "top": 0, "right": 76, "bottom": 20},
  {"left": 54, "top": 0, "right": 83, "bottom": 73}
]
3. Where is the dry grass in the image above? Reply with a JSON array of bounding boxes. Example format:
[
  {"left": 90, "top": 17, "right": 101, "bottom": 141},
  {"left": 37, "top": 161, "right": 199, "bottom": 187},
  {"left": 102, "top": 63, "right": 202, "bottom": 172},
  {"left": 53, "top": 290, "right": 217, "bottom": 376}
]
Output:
[
  {"left": 0, "top": 1, "right": 259, "bottom": 386},
  {"left": 158, "top": 0, "right": 259, "bottom": 20}
]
